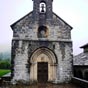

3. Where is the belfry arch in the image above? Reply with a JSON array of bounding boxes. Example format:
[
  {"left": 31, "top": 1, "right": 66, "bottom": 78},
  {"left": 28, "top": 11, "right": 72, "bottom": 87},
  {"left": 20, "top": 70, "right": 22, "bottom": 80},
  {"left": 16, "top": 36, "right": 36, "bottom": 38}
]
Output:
[{"left": 29, "top": 47, "right": 57, "bottom": 82}]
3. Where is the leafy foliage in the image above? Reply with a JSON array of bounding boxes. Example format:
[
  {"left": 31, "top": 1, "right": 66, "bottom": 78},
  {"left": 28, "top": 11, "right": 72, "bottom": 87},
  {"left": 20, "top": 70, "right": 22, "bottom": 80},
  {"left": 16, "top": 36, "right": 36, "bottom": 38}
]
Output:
[
  {"left": 0, "top": 60, "right": 11, "bottom": 69},
  {"left": 0, "top": 52, "right": 11, "bottom": 69}
]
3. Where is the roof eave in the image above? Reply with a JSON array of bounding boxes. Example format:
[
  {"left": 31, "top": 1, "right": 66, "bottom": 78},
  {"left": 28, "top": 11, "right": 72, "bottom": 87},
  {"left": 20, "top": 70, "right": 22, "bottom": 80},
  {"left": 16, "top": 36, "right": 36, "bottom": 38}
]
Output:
[
  {"left": 80, "top": 43, "right": 88, "bottom": 48},
  {"left": 10, "top": 11, "right": 33, "bottom": 30},
  {"left": 53, "top": 12, "right": 73, "bottom": 30}
]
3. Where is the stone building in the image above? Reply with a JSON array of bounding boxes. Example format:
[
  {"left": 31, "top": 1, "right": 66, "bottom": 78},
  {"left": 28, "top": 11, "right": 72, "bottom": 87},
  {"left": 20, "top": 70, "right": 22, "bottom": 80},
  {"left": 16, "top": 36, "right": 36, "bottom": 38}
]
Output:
[
  {"left": 11, "top": 0, "right": 73, "bottom": 84},
  {"left": 73, "top": 43, "right": 88, "bottom": 81}
]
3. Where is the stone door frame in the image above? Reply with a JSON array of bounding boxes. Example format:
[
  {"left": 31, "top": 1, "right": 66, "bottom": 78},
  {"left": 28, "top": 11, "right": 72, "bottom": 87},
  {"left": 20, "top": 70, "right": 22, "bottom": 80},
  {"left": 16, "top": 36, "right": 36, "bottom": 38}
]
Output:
[{"left": 29, "top": 47, "right": 58, "bottom": 82}]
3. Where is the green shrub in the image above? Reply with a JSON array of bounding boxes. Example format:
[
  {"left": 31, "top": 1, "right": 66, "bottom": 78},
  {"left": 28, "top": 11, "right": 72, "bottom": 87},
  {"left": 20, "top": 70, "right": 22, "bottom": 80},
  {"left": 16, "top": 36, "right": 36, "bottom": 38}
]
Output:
[{"left": 0, "top": 60, "right": 11, "bottom": 69}]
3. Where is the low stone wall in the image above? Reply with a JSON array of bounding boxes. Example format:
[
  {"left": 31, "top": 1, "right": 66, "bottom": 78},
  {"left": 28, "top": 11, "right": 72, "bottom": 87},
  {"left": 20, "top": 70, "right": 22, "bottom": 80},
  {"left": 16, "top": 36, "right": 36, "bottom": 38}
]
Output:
[{"left": 72, "top": 77, "right": 88, "bottom": 88}]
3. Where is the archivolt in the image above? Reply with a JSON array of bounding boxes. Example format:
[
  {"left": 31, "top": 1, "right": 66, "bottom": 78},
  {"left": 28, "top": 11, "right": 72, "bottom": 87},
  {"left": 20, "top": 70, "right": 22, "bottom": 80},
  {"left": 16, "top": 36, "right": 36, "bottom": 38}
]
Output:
[{"left": 30, "top": 47, "right": 57, "bottom": 64}]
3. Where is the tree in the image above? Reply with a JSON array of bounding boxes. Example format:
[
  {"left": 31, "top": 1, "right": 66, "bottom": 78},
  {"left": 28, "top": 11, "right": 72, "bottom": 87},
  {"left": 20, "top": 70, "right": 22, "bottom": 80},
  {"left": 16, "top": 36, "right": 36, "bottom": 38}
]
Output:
[
  {"left": 0, "top": 53, "right": 3, "bottom": 61},
  {"left": 0, "top": 60, "right": 11, "bottom": 69}
]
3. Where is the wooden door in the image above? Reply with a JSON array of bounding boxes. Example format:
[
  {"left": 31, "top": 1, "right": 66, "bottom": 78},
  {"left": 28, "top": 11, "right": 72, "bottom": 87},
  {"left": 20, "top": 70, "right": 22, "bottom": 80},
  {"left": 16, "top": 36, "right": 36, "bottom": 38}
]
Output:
[{"left": 37, "top": 62, "right": 48, "bottom": 83}]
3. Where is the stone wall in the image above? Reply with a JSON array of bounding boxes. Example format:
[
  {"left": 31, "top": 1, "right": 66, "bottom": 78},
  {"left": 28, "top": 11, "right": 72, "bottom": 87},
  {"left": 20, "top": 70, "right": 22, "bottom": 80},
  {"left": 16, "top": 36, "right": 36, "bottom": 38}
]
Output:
[
  {"left": 11, "top": 1, "right": 73, "bottom": 84},
  {"left": 11, "top": 12, "right": 72, "bottom": 41},
  {"left": 11, "top": 40, "right": 72, "bottom": 83}
]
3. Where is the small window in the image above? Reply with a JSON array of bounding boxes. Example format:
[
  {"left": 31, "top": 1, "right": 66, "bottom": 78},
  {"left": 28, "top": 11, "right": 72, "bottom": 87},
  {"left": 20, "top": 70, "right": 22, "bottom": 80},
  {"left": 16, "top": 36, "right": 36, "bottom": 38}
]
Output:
[
  {"left": 40, "top": 2, "right": 46, "bottom": 13},
  {"left": 38, "top": 26, "right": 48, "bottom": 38}
]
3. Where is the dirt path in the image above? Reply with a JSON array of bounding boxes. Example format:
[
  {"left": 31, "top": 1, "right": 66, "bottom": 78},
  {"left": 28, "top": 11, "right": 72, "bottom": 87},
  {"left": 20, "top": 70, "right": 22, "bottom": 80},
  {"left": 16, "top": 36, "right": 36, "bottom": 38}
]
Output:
[{"left": 0, "top": 83, "right": 80, "bottom": 88}]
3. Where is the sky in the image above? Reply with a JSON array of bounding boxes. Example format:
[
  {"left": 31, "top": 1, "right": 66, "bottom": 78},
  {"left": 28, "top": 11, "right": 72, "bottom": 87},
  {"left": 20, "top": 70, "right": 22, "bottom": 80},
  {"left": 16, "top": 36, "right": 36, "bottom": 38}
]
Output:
[{"left": 0, "top": 0, "right": 88, "bottom": 55}]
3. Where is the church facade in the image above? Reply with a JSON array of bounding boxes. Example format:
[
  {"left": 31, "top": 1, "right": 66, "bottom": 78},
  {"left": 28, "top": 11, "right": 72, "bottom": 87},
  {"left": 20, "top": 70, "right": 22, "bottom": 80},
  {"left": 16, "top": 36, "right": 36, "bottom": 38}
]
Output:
[{"left": 11, "top": 0, "right": 73, "bottom": 84}]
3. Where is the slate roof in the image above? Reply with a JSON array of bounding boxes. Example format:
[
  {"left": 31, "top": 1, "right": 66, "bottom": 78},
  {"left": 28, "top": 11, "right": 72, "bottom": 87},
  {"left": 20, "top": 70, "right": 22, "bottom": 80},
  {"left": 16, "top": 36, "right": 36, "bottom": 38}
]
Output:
[
  {"left": 73, "top": 53, "right": 88, "bottom": 66},
  {"left": 80, "top": 43, "right": 88, "bottom": 48}
]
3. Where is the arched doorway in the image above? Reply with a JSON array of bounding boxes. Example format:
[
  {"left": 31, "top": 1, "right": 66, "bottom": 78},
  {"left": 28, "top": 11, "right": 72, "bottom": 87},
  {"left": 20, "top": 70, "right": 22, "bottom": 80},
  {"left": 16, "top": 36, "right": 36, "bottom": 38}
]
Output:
[
  {"left": 29, "top": 48, "right": 57, "bottom": 82},
  {"left": 84, "top": 71, "right": 88, "bottom": 80},
  {"left": 77, "top": 70, "right": 83, "bottom": 79}
]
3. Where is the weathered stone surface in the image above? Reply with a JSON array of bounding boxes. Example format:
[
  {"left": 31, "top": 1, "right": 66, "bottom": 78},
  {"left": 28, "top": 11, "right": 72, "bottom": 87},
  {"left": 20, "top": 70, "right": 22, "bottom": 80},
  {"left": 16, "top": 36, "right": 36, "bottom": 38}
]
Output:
[
  {"left": 11, "top": 0, "right": 73, "bottom": 84},
  {"left": 11, "top": 12, "right": 72, "bottom": 41}
]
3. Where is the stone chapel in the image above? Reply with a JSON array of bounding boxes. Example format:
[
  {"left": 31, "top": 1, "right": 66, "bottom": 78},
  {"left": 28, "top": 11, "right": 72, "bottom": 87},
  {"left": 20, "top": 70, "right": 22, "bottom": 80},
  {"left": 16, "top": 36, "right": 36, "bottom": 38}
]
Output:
[{"left": 11, "top": 0, "right": 73, "bottom": 84}]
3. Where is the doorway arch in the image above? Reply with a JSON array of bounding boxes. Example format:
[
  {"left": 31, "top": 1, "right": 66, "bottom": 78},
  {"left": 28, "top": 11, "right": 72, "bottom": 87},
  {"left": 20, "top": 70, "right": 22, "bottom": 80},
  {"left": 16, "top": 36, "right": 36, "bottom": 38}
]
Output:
[{"left": 29, "top": 47, "right": 57, "bottom": 82}]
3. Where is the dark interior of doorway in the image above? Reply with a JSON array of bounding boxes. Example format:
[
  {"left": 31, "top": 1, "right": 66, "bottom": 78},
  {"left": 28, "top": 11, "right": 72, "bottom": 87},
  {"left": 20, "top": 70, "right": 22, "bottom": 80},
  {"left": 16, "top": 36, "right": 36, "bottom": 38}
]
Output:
[{"left": 37, "top": 62, "right": 48, "bottom": 83}]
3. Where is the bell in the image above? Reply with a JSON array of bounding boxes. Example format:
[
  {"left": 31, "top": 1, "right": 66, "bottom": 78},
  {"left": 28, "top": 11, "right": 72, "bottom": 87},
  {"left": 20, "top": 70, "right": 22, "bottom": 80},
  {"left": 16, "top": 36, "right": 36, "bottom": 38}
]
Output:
[{"left": 41, "top": 4, "right": 45, "bottom": 12}]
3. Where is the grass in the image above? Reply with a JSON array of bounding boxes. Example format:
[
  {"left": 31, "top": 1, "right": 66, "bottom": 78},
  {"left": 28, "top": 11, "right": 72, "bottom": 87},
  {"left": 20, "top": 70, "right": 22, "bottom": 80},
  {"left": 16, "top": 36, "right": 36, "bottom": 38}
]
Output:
[{"left": 0, "top": 69, "right": 11, "bottom": 77}]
